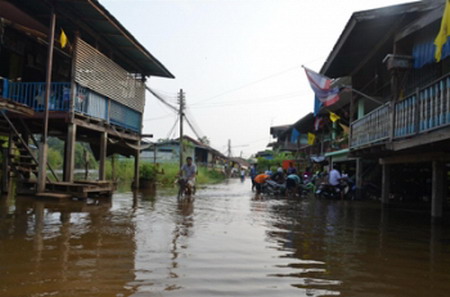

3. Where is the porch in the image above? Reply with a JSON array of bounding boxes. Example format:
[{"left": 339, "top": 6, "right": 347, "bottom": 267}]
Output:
[
  {"left": 1, "top": 79, "right": 142, "bottom": 133},
  {"left": 350, "top": 73, "right": 450, "bottom": 152}
]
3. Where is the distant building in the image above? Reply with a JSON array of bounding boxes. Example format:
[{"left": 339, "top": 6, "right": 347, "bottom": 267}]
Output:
[{"left": 141, "top": 136, "right": 227, "bottom": 167}]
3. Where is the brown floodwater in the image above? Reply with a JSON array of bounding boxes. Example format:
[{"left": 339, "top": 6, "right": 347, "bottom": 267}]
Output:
[{"left": 1, "top": 179, "right": 450, "bottom": 297}]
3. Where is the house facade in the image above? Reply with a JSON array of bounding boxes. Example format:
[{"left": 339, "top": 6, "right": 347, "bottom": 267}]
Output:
[{"left": 0, "top": 0, "right": 173, "bottom": 195}]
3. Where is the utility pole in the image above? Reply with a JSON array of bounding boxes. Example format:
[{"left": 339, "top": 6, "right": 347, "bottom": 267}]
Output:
[
  {"left": 37, "top": 9, "right": 56, "bottom": 193},
  {"left": 178, "top": 89, "right": 185, "bottom": 169},
  {"left": 227, "top": 139, "right": 232, "bottom": 158}
]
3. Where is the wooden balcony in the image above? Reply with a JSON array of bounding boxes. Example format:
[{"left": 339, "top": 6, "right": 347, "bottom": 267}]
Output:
[
  {"left": 1, "top": 79, "right": 142, "bottom": 133},
  {"left": 350, "top": 73, "right": 450, "bottom": 152}
]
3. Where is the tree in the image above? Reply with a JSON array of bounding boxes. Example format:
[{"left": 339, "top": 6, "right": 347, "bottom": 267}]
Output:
[{"left": 198, "top": 136, "right": 210, "bottom": 145}]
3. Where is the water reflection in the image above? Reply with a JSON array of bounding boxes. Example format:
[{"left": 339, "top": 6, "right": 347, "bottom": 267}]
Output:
[{"left": 1, "top": 180, "right": 450, "bottom": 297}]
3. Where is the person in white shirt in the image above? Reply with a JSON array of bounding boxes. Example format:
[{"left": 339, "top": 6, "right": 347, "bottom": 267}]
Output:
[
  {"left": 328, "top": 164, "right": 343, "bottom": 199},
  {"left": 329, "top": 166, "right": 342, "bottom": 186},
  {"left": 180, "top": 157, "right": 197, "bottom": 194}
]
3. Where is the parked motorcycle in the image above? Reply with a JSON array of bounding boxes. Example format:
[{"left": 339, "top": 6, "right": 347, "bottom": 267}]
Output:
[
  {"left": 315, "top": 183, "right": 342, "bottom": 199},
  {"left": 262, "top": 180, "right": 286, "bottom": 196},
  {"left": 315, "top": 178, "right": 354, "bottom": 200}
]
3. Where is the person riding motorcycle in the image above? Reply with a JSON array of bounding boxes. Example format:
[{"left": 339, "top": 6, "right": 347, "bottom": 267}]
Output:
[{"left": 179, "top": 156, "right": 197, "bottom": 195}]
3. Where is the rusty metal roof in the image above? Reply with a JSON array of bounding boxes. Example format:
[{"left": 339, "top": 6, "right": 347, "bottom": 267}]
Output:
[{"left": 7, "top": 0, "right": 174, "bottom": 78}]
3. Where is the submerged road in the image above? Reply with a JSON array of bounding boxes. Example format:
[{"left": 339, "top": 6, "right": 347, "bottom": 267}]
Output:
[{"left": 1, "top": 179, "right": 450, "bottom": 296}]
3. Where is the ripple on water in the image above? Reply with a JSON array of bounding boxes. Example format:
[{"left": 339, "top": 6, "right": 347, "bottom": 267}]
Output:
[{"left": 2, "top": 179, "right": 450, "bottom": 296}]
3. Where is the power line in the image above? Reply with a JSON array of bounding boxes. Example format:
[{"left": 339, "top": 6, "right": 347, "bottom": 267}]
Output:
[
  {"left": 184, "top": 116, "right": 203, "bottom": 140},
  {"left": 167, "top": 117, "right": 179, "bottom": 139},
  {"left": 146, "top": 86, "right": 178, "bottom": 113},
  {"left": 190, "top": 92, "right": 302, "bottom": 109},
  {"left": 190, "top": 65, "right": 301, "bottom": 106},
  {"left": 143, "top": 113, "right": 175, "bottom": 121}
]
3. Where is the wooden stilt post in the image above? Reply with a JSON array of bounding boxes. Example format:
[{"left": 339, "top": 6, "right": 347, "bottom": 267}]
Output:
[
  {"left": 355, "top": 158, "right": 363, "bottom": 199},
  {"left": 99, "top": 132, "right": 107, "bottom": 181},
  {"left": 37, "top": 9, "right": 56, "bottom": 193},
  {"left": 1, "top": 146, "right": 8, "bottom": 193},
  {"left": 134, "top": 139, "right": 140, "bottom": 189},
  {"left": 432, "top": 161, "right": 444, "bottom": 218},
  {"left": 63, "top": 123, "right": 76, "bottom": 182},
  {"left": 381, "top": 163, "right": 390, "bottom": 204},
  {"left": 111, "top": 154, "right": 116, "bottom": 181}
]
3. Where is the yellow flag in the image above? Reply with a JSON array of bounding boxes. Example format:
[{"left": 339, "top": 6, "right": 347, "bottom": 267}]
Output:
[
  {"left": 329, "top": 111, "right": 340, "bottom": 123},
  {"left": 307, "top": 132, "right": 316, "bottom": 145},
  {"left": 435, "top": 0, "right": 450, "bottom": 62},
  {"left": 60, "top": 29, "right": 68, "bottom": 48},
  {"left": 339, "top": 123, "right": 350, "bottom": 135}
]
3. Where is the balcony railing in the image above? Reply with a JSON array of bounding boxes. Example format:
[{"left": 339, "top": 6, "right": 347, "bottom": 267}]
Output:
[
  {"left": 350, "top": 102, "right": 391, "bottom": 148},
  {"left": 2, "top": 80, "right": 71, "bottom": 111},
  {"left": 1, "top": 79, "right": 142, "bottom": 133},
  {"left": 350, "top": 73, "right": 450, "bottom": 149}
]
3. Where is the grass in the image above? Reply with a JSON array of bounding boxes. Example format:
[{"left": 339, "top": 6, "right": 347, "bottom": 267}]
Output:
[
  {"left": 104, "top": 159, "right": 226, "bottom": 188},
  {"left": 142, "top": 162, "right": 226, "bottom": 187}
]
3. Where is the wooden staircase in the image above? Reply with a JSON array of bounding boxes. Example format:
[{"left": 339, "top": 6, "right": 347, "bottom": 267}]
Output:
[
  {"left": 1, "top": 110, "right": 114, "bottom": 199},
  {"left": 0, "top": 110, "right": 58, "bottom": 193}
]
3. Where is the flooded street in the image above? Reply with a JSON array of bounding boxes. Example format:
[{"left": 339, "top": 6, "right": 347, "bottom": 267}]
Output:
[{"left": 1, "top": 179, "right": 450, "bottom": 297}]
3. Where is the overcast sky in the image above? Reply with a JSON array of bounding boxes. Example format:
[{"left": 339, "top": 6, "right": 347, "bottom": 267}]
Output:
[{"left": 100, "top": 0, "right": 417, "bottom": 158}]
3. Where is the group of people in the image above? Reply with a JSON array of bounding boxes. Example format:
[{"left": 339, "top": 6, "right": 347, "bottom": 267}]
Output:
[
  {"left": 249, "top": 164, "right": 305, "bottom": 196},
  {"left": 249, "top": 163, "right": 348, "bottom": 198},
  {"left": 178, "top": 157, "right": 349, "bottom": 199}
]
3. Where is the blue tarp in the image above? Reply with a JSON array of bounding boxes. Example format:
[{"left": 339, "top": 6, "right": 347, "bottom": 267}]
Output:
[
  {"left": 413, "top": 37, "right": 450, "bottom": 68},
  {"left": 290, "top": 128, "right": 300, "bottom": 143}
]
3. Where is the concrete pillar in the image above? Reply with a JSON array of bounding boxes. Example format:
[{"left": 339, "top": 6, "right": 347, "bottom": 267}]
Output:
[
  {"left": 63, "top": 123, "right": 76, "bottom": 182},
  {"left": 98, "top": 132, "right": 107, "bottom": 181},
  {"left": 134, "top": 140, "right": 140, "bottom": 189},
  {"left": 432, "top": 161, "right": 445, "bottom": 218},
  {"left": 381, "top": 164, "right": 390, "bottom": 204}
]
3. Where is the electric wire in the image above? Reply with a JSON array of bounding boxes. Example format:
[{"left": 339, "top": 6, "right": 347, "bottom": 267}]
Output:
[
  {"left": 190, "top": 65, "right": 301, "bottom": 106},
  {"left": 166, "top": 117, "right": 179, "bottom": 139}
]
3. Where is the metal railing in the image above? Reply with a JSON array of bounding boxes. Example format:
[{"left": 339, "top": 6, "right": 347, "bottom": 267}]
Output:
[
  {"left": 1, "top": 79, "right": 142, "bottom": 133},
  {"left": 350, "top": 102, "right": 391, "bottom": 148},
  {"left": 393, "top": 75, "right": 450, "bottom": 139},
  {"left": 2, "top": 80, "right": 71, "bottom": 111},
  {"left": 350, "top": 73, "right": 450, "bottom": 149}
]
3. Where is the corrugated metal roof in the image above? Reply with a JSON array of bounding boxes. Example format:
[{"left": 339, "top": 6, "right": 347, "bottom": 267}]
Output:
[
  {"left": 413, "top": 37, "right": 450, "bottom": 68},
  {"left": 7, "top": 0, "right": 174, "bottom": 78},
  {"left": 320, "top": 1, "right": 437, "bottom": 78}
]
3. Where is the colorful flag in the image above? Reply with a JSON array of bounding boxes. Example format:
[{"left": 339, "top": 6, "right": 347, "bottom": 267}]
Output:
[
  {"left": 435, "top": 0, "right": 450, "bottom": 62},
  {"left": 304, "top": 67, "right": 340, "bottom": 107},
  {"left": 314, "top": 117, "right": 323, "bottom": 131},
  {"left": 314, "top": 95, "right": 322, "bottom": 116},
  {"left": 307, "top": 132, "right": 316, "bottom": 145},
  {"left": 290, "top": 128, "right": 300, "bottom": 143},
  {"left": 339, "top": 123, "right": 350, "bottom": 135},
  {"left": 60, "top": 29, "right": 68, "bottom": 48},
  {"left": 329, "top": 111, "right": 341, "bottom": 123}
]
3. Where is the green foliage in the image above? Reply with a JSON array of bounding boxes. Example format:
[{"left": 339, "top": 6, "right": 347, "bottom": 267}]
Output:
[
  {"left": 47, "top": 137, "right": 98, "bottom": 170},
  {"left": 140, "top": 162, "right": 158, "bottom": 181},
  {"left": 137, "top": 162, "right": 226, "bottom": 187},
  {"left": 196, "top": 166, "right": 226, "bottom": 184},
  {"left": 47, "top": 147, "right": 63, "bottom": 169},
  {"left": 198, "top": 136, "right": 210, "bottom": 145},
  {"left": 105, "top": 157, "right": 134, "bottom": 182},
  {"left": 74, "top": 143, "right": 98, "bottom": 169},
  {"left": 256, "top": 150, "right": 294, "bottom": 172}
]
